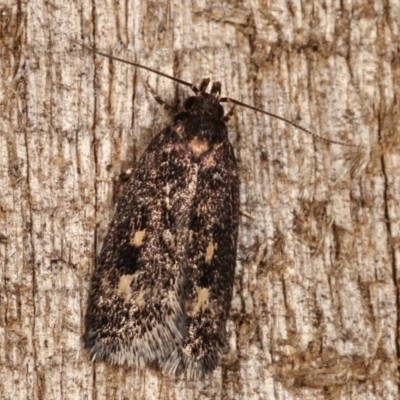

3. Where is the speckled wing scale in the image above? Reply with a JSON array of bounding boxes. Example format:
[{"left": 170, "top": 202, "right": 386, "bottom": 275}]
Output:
[{"left": 84, "top": 75, "right": 240, "bottom": 378}]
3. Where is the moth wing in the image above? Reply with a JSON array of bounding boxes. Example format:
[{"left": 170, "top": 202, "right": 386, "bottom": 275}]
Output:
[
  {"left": 84, "top": 127, "right": 196, "bottom": 368},
  {"left": 161, "top": 139, "right": 240, "bottom": 377}
]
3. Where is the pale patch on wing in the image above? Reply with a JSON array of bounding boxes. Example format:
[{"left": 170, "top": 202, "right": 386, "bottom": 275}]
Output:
[
  {"left": 131, "top": 230, "right": 146, "bottom": 247},
  {"left": 162, "top": 229, "right": 176, "bottom": 249},
  {"left": 188, "top": 230, "right": 194, "bottom": 244},
  {"left": 191, "top": 287, "right": 210, "bottom": 316},
  {"left": 189, "top": 137, "right": 210, "bottom": 158},
  {"left": 200, "top": 143, "right": 223, "bottom": 168},
  {"left": 118, "top": 275, "right": 146, "bottom": 308},
  {"left": 133, "top": 290, "right": 146, "bottom": 309},
  {"left": 164, "top": 182, "right": 172, "bottom": 210},
  {"left": 205, "top": 241, "right": 218, "bottom": 264},
  {"left": 117, "top": 274, "right": 135, "bottom": 297}
]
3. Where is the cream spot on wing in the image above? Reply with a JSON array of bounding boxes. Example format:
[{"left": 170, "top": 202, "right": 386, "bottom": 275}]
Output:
[
  {"left": 200, "top": 147, "right": 222, "bottom": 168},
  {"left": 189, "top": 137, "right": 210, "bottom": 158},
  {"left": 192, "top": 287, "right": 210, "bottom": 316},
  {"left": 188, "top": 230, "right": 194, "bottom": 244},
  {"left": 164, "top": 196, "right": 172, "bottom": 210},
  {"left": 131, "top": 230, "right": 146, "bottom": 247},
  {"left": 117, "top": 274, "right": 135, "bottom": 296},
  {"left": 205, "top": 241, "right": 218, "bottom": 264},
  {"left": 134, "top": 290, "right": 145, "bottom": 309},
  {"left": 164, "top": 182, "right": 171, "bottom": 195},
  {"left": 162, "top": 229, "right": 176, "bottom": 248},
  {"left": 164, "top": 184, "right": 173, "bottom": 210}
]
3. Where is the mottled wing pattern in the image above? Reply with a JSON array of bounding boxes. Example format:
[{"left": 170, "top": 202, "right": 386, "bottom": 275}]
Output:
[
  {"left": 84, "top": 127, "right": 197, "bottom": 367},
  {"left": 161, "top": 139, "right": 239, "bottom": 377}
]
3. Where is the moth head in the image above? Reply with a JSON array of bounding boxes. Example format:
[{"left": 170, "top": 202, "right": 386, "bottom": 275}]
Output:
[{"left": 184, "top": 79, "right": 224, "bottom": 119}]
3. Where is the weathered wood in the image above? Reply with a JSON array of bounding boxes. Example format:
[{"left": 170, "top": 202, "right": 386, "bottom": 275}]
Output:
[{"left": 1, "top": 0, "right": 399, "bottom": 399}]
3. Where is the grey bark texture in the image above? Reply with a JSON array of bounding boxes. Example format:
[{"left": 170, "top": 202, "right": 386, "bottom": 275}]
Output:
[{"left": 1, "top": 0, "right": 399, "bottom": 399}]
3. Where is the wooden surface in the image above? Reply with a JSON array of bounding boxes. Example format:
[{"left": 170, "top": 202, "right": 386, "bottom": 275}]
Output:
[{"left": 1, "top": 0, "right": 399, "bottom": 398}]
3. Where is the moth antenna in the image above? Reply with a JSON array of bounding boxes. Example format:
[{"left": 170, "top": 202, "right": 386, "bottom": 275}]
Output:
[
  {"left": 71, "top": 40, "right": 199, "bottom": 94},
  {"left": 73, "top": 40, "right": 359, "bottom": 148},
  {"left": 220, "top": 97, "right": 359, "bottom": 148}
]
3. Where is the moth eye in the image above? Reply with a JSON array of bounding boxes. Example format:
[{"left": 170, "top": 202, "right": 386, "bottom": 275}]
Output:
[{"left": 184, "top": 97, "right": 196, "bottom": 110}]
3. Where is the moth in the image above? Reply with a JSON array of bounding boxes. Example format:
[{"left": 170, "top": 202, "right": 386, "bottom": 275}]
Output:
[{"left": 76, "top": 42, "right": 351, "bottom": 378}]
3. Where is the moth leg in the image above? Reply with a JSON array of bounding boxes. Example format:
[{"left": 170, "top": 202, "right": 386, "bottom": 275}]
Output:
[
  {"left": 222, "top": 104, "right": 236, "bottom": 122},
  {"left": 143, "top": 79, "right": 180, "bottom": 113}
]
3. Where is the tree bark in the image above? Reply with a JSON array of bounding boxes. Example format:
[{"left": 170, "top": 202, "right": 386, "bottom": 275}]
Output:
[{"left": 1, "top": 0, "right": 399, "bottom": 399}]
